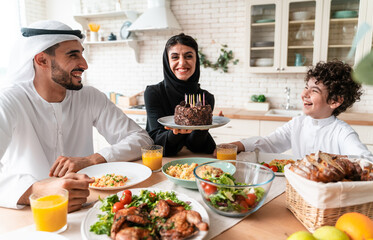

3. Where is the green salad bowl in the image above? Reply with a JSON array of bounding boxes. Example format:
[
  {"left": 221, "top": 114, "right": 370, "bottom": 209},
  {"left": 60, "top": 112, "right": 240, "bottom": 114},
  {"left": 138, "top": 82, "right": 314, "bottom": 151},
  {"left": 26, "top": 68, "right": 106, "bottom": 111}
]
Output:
[
  {"left": 162, "top": 158, "right": 236, "bottom": 189},
  {"left": 194, "top": 160, "right": 275, "bottom": 217}
]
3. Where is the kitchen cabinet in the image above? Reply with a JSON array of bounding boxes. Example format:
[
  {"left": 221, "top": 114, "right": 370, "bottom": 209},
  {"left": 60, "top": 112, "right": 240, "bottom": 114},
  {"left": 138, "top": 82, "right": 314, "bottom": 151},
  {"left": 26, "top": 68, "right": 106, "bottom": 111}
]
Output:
[
  {"left": 259, "top": 120, "right": 285, "bottom": 136},
  {"left": 361, "top": 0, "right": 373, "bottom": 56},
  {"left": 321, "top": 0, "right": 369, "bottom": 66},
  {"left": 209, "top": 119, "right": 260, "bottom": 144},
  {"left": 246, "top": 0, "right": 371, "bottom": 73},
  {"left": 246, "top": 0, "right": 323, "bottom": 73},
  {"left": 351, "top": 125, "right": 373, "bottom": 153},
  {"left": 73, "top": 10, "right": 140, "bottom": 63},
  {"left": 210, "top": 119, "right": 284, "bottom": 145},
  {"left": 210, "top": 119, "right": 373, "bottom": 156},
  {"left": 210, "top": 119, "right": 294, "bottom": 154}
]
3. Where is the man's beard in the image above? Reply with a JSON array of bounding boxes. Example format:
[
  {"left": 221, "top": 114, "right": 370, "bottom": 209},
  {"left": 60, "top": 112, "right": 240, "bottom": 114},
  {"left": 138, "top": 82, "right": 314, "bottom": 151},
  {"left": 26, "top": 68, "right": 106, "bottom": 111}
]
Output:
[{"left": 51, "top": 60, "right": 83, "bottom": 90}]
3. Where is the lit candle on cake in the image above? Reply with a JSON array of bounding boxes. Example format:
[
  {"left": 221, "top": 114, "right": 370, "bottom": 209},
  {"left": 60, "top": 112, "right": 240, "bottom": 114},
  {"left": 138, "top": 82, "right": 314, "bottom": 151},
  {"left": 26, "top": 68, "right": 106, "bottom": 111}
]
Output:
[{"left": 203, "top": 92, "right": 205, "bottom": 106}]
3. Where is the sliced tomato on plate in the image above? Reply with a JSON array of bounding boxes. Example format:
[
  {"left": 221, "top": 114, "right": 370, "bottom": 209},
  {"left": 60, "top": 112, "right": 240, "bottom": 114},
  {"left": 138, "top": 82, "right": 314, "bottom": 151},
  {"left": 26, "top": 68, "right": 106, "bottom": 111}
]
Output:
[{"left": 269, "top": 165, "right": 278, "bottom": 172}]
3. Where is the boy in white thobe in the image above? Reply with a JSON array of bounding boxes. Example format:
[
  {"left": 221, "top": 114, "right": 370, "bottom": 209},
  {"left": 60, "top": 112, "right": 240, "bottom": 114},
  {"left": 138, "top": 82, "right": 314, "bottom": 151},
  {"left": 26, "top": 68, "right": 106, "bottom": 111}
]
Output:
[{"left": 227, "top": 60, "right": 373, "bottom": 161}]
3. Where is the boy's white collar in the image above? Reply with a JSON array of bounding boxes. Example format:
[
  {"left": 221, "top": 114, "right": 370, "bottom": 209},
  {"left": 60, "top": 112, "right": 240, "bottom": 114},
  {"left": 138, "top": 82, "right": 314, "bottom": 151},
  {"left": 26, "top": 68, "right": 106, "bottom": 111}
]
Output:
[{"left": 307, "top": 115, "right": 336, "bottom": 127}]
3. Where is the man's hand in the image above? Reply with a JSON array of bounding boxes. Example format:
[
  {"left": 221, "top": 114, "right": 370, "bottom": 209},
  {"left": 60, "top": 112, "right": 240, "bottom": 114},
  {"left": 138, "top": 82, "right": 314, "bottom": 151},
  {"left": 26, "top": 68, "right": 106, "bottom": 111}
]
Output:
[
  {"left": 18, "top": 173, "right": 94, "bottom": 212},
  {"left": 165, "top": 126, "right": 193, "bottom": 135},
  {"left": 49, "top": 153, "right": 106, "bottom": 177}
]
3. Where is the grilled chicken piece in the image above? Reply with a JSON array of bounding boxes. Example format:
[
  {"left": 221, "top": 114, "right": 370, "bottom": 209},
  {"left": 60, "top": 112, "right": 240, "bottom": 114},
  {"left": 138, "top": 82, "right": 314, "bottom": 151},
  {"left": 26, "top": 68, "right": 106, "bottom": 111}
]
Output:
[
  {"left": 150, "top": 199, "right": 170, "bottom": 218},
  {"left": 160, "top": 210, "right": 209, "bottom": 240},
  {"left": 111, "top": 207, "right": 150, "bottom": 239},
  {"left": 115, "top": 227, "right": 154, "bottom": 240}
]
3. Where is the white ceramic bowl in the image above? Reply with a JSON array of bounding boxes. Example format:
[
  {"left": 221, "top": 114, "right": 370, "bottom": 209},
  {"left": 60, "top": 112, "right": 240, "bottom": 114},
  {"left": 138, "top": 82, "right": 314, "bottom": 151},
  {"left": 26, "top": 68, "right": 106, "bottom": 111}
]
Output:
[
  {"left": 255, "top": 58, "right": 273, "bottom": 67},
  {"left": 292, "top": 11, "right": 312, "bottom": 21}
]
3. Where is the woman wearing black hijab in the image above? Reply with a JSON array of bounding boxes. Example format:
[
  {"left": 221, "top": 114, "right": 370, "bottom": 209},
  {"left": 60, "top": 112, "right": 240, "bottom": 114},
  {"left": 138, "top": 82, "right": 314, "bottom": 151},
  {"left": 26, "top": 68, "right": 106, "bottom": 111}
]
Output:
[{"left": 144, "top": 33, "right": 216, "bottom": 156}]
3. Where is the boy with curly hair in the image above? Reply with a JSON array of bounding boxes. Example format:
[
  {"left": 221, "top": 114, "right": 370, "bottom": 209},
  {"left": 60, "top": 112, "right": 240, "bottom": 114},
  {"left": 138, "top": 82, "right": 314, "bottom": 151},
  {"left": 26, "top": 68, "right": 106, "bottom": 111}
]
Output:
[{"left": 228, "top": 60, "right": 373, "bottom": 160}]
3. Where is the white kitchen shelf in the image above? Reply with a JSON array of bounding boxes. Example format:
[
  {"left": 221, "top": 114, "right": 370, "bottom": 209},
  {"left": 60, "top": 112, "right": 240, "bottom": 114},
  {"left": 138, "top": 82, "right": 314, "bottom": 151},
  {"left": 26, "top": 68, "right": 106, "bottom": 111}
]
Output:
[
  {"left": 289, "top": 19, "right": 315, "bottom": 25},
  {"left": 328, "top": 44, "right": 352, "bottom": 48},
  {"left": 329, "top": 18, "right": 358, "bottom": 23},
  {"left": 251, "top": 47, "right": 275, "bottom": 51},
  {"left": 84, "top": 39, "right": 140, "bottom": 63},
  {"left": 74, "top": 10, "right": 140, "bottom": 63},
  {"left": 251, "top": 22, "right": 275, "bottom": 27},
  {"left": 74, "top": 11, "right": 134, "bottom": 30},
  {"left": 288, "top": 45, "right": 314, "bottom": 49}
]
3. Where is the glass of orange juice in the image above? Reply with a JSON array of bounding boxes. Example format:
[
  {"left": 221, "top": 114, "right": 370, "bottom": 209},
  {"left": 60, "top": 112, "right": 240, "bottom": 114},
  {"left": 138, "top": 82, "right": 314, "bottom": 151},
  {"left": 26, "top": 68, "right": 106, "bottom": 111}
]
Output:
[
  {"left": 29, "top": 188, "right": 68, "bottom": 233},
  {"left": 141, "top": 145, "right": 163, "bottom": 172},
  {"left": 216, "top": 144, "right": 238, "bottom": 160}
]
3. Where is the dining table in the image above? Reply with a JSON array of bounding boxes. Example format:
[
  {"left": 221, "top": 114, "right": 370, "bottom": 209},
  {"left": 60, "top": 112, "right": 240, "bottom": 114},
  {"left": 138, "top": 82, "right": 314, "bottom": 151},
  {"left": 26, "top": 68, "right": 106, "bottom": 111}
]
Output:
[{"left": 0, "top": 148, "right": 307, "bottom": 239}]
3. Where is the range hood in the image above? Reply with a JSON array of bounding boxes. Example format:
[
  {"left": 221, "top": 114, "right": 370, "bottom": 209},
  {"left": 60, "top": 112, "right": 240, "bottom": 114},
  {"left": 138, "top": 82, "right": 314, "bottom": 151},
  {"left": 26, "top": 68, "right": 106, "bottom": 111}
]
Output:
[{"left": 127, "top": 0, "right": 182, "bottom": 31}]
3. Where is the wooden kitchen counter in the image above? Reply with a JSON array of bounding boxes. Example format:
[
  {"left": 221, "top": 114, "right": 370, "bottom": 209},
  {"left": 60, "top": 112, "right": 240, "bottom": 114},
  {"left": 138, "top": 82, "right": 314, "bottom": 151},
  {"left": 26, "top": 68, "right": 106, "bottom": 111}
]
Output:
[
  {"left": 122, "top": 107, "right": 373, "bottom": 126},
  {"left": 213, "top": 108, "right": 373, "bottom": 126},
  {"left": 0, "top": 149, "right": 306, "bottom": 239}
]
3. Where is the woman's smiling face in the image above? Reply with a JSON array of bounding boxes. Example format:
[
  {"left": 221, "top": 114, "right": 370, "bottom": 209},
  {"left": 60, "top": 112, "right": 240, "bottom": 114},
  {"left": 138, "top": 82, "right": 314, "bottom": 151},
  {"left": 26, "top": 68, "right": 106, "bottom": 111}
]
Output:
[
  {"left": 167, "top": 43, "right": 196, "bottom": 81},
  {"left": 301, "top": 78, "right": 341, "bottom": 119}
]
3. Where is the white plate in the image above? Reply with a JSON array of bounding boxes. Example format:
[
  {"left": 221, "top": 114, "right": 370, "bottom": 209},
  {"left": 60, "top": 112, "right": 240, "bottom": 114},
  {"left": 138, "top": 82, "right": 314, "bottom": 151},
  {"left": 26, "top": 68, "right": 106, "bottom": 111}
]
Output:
[
  {"left": 120, "top": 21, "right": 132, "bottom": 39},
  {"left": 77, "top": 162, "right": 152, "bottom": 190},
  {"left": 81, "top": 188, "right": 209, "bottom": 240},
  {"left": 258, "top": 152, "right": 295, "bottom": 176},
  {"left": 158, "top": 115, "right": 230, "bottom": 130},
  {"left": 0, "top": 231, "right": 68, "bottom": 240}
]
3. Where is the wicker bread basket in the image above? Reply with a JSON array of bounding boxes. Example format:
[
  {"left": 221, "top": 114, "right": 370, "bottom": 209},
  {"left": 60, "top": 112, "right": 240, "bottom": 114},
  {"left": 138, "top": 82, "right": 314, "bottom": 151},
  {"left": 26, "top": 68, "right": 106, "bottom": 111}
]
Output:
[{"left": 286, "top": 181, "right": 373, "bottom": 232}]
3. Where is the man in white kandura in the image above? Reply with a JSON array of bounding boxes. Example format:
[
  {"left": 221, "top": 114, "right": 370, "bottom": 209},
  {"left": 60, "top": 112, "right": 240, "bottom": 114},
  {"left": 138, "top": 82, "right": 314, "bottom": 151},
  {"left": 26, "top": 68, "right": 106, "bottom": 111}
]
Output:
[{"left": 0, "top": 20, "right": 153, "bottom": 211}]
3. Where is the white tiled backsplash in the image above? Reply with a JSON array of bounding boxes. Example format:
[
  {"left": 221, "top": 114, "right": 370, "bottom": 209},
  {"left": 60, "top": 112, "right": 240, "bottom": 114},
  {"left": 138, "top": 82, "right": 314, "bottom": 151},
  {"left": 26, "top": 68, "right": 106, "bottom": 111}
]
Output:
[{"left": 25, "top": 0, "right": 373, "bottom": 113}]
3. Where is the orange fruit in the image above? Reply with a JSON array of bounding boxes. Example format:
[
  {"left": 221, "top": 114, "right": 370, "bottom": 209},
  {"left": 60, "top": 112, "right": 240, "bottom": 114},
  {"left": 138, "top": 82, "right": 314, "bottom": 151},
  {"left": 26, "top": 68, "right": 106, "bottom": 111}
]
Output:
[{"left": 335, "top": 212, "right": 373, "bottom": 240}]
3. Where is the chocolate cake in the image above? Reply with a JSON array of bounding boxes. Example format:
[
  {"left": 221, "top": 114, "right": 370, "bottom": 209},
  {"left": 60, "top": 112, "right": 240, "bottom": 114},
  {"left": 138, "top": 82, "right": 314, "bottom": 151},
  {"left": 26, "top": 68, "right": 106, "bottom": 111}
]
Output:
[{"left": 174, "top": 101, "right": 212, "bottom": 126}]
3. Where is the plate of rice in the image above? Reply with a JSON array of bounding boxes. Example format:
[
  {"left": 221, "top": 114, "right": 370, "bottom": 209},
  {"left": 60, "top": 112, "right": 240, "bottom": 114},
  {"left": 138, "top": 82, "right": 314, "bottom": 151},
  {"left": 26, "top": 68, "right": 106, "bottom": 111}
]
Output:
[{"left": 78, "top": 162, "right": 152, "bottom": 190}]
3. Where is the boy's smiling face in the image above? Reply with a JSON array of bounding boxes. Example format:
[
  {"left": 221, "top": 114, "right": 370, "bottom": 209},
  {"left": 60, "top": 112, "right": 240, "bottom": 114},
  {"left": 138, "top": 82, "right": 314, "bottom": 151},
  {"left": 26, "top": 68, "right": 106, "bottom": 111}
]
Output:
[{"left": 301, "top": 78, "right": 342, "bottom": 119}]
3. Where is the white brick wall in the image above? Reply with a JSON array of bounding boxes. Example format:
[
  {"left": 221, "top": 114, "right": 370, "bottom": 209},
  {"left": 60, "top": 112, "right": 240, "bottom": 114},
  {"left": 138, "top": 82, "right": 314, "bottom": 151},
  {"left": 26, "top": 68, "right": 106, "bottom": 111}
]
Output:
[{"left": 25, "top": 0, "right": 373, "bottom": 113}]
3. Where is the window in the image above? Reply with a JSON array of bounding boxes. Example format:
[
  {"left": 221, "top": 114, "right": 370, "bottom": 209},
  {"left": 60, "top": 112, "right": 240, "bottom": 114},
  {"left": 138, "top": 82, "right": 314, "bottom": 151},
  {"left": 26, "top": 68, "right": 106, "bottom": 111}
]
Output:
[{"left": 0, "top": 1, "right": 21, "bottom": 88}]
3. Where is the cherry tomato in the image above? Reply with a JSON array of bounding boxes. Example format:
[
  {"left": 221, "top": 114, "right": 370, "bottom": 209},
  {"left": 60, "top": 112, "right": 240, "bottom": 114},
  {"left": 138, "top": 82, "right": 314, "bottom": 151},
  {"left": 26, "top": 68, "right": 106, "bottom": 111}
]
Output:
[
  {"left": 245, "top": 193, "right": 257, "bottom": 206},
  {"left": 262, "top": 163, "right": 270, "bottom": 168},
  {"left": 236, "top": 195, "right": 249, "bottom": 213},
  {"left": 112, "top": 202, "right": 124, "bottom": 213},
  {"left": 203, "top": 183, "right": 217, "bottom": 195},
  {"left": 124, "top": 189, "right": 132, "bottom": 197},
  {"left": 270, "top": 165, "right": 278, "bottom": 172},
  {"left": 200, "top": 179, "right": 211, "bottom": 189},
  {"left": 120, "top": 190, "right": 132, "bottom": 205}
]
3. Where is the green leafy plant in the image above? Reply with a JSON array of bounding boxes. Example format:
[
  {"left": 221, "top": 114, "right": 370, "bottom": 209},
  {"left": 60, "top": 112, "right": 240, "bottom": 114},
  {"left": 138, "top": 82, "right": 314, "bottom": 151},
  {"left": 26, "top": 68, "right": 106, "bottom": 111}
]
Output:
[
  {"left": 198, "top": 44, "right": 239, "bottom": 73},
  {"left": 251, "top": 94, "right": 266, "bottom": 102}
]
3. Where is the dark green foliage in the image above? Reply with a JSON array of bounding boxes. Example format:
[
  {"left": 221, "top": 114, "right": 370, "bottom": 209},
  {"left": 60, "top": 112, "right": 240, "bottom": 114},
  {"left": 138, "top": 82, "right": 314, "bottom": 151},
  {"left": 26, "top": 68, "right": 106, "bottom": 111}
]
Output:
[{"left": 199, "top": 44, "right": 239, "bottom": 73}]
